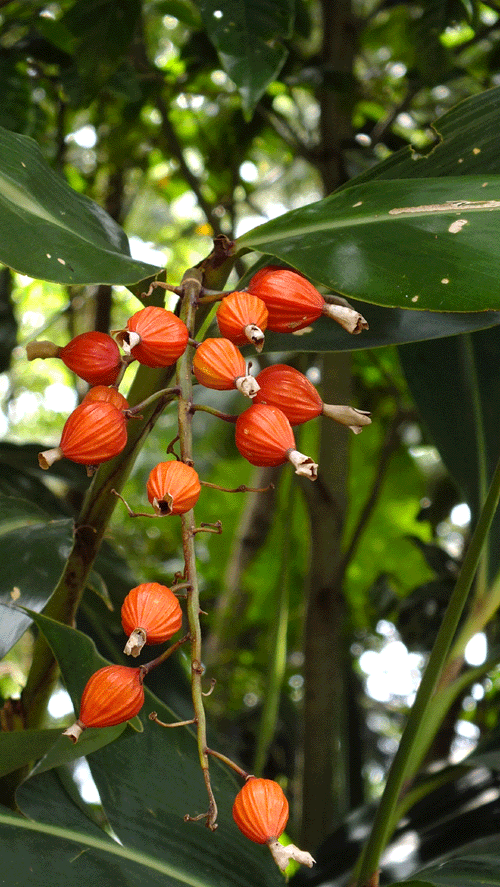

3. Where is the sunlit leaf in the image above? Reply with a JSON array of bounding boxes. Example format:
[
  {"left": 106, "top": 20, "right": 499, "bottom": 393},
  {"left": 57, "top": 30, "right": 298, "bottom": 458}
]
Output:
[
  {"left": 0, "top": 126, "right": 161, "bottom": 285},
  {"left": 199, "top": 0, "right": 294, "bottom": 115}
]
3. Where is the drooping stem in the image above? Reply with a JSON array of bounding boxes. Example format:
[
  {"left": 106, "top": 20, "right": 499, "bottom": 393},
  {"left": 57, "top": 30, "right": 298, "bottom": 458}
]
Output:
[
  {"left": 353, "top": 446, "right": 500, "bottom": 887},
  {"left": 176, "top": 268, "right": 218, "bottom": 830}
]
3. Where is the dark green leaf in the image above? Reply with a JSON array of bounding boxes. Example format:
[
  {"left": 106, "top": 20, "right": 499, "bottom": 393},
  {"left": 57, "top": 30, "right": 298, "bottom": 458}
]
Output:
[
  {"left": 0, "top": 127, "right": 161, "bottom": 284},
  {"left": 199, "top": 0, "right": 294, "bottom": 115},
  {"left": 399, "top": 326, "right": 500, "bottom": 578},
  {"left": 237, "top": 175, "right": 500, "bottom": 311},
  {"left": 409, "top": 837, "right": 500, "bottom": 886},
  {"left": 0, "top": 519, "right": 74, "bottom": 658},
  {"left": 0, "top": 728, "right": 62, "bottom": 779},
  {"left": 13, "top": 612, "right": 283, "bottom": 887}
]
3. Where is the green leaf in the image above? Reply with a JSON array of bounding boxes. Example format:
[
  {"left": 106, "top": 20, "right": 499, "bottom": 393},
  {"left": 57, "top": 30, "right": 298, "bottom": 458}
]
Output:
[
  {"left": 0, "top": 728, "right": 61, "bottom": 779},
  {"left": 237, "top": 175, "right": 500, "bottom": 311},
  {"left": 11, "top": 612, "right": 283, "bottom": 887},
  {"left": 399, "top": 326, "right": 500, "bottom": 578},
  {"left": 198, "top": 0, "right": 294, "bottom": 115},
  {"left": 408, "top": 837, "right": 500, "bottom": 886},
  {"left": 0, "top": 126, "right": 162, "bottom": 285},
  {"left": 0, "top": 519, "right": 74, "bottom": 658}
]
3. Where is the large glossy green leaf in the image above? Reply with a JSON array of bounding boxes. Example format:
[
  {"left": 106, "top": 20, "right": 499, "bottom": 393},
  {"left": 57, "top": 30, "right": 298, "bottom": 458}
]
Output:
[
  {"left": 399, "top": 326, "right": 500, "bottom": 579},
  {"left": 237, "top": 175, "right": 500, "bottom": 311},
  {"left": 0, "top": 516, "right": 74, "bottom": 658},
  {"left": 0, "top": 126, "right": 161, "bottom": 284},
  {"left": 198, "top": 0, "right": 294, "bottom": 115},
  {"left": 10, "top": 612, "right": 283, "bottom": 887}
]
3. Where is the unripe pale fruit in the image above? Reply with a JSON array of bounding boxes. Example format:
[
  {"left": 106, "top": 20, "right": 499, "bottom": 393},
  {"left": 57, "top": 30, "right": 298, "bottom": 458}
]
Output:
[
  {"left": 146, "top": 460, "right": 201, "bottom": 515},
  {"left": 235, "top": 404, "right": 318, "bottom": 479},
  {"left": 82, "top": 385, "right": 129, "bottom": 411},
  {"left": 193, "top": 338, "right": 260, "bottom": 398},
  {"left": 38, "top": 401, "right": 128, "bottom": 470},
  {"left": 121, "top": 582, "right": 183, "bottom": 656},
  {"left": 232, "top": 778, "right": 289, "bottom": 844},
  {"left": 216, "top": 291, "right": 268, "bottom": 351},
  {"left": 63, "top": 664, "right": 144, "bottom": 742},
  {"left": 115, "top": 306, "right": 189, "bottom": 368}
]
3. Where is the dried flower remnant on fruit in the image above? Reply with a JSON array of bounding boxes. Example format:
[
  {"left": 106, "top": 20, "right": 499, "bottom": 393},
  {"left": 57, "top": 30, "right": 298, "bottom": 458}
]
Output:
[
  {"left": 248, "top": 266, "right": 368, "bottom": 334},
  {"left": 232, "top": 777, "right": 315, "bottom": 872},
  {"left": 38, "top": 401, "right": 128, "bottom": 471},
  {"left": 193, "top": 338, "right": 260, "bottom": 398},
  {"left": 63, "top": 665, "right": 144, "bottom": 742},
  {"left": 147, "top": 460, "right": 201, "bottom": 515},
  {"left": 255, "top": 364, "right": 371, "bottom": 433},
  {"left": 235, "top": 403, "right": 318, "bottom": 480},
  {"left": 27, "top": 331, "right": 122, "bottom": 386},
  {"left": 113, "top": 306, "right": 189, "bottom": 368},
  {"left": 216, "top": 291, "right": 268, "bottom": 352},
  {"left": 121, "top": 582, "right": 183, "bottom": 656}
]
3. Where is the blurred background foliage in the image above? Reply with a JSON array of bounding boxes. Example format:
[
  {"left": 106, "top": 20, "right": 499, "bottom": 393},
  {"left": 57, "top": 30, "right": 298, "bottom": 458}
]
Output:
[{"left": 3, "top": 0, "right": 500, "bottom": 883}]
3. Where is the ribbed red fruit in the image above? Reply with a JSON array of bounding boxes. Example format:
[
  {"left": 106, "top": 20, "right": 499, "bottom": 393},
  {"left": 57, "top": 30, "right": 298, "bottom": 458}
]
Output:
[
  {"left": 247, "top": 267, "right": 324, "bottom": 333},
  {"left": 232, "top": 778, "right": 289, "bottom": 844},
  {"left": 235, "top": 404, "right": 318, "bottom": 479},
  {"left": 26, "top": 332, "right": 122, "bottom": 385},
  {"left": 115, "top": 306, "right": 189, "bottom": 368},
  {"left": 254, "top": 364, "right": 372, "bottom": 433},
  {"left": 146, "top": 460, "right": 201, "bottom": 515},
  {"left": 82, "top": 385, "right": 129, "bottom": 411},
  {"left": 60, "top": 332, "right": 122, "bottom": 385},
  {"left": 63, "top": 664, "right": 144, "bottom": 742},
  {"left": 216, "top": 291, "right": 268, "bottom": 351},
  {"left": 121, "top": 582, "right": 183, "bottom": 656},
  {"left": 193, "top": 338, "right": 259, "bottom": 398},
  {"left": 235, "top": 404, "right": 294, "bottom": 467},
  {"left": 254, "top": 364, "right": 322, "bottom": 425},
  {"left": 38, "top": 401, "right": 128, "bottom": 470}
]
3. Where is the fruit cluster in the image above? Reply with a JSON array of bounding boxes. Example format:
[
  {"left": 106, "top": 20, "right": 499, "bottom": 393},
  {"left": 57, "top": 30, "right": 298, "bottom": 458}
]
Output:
[{"left": 28, "top": 267, "right": 369, "bottom": 870}]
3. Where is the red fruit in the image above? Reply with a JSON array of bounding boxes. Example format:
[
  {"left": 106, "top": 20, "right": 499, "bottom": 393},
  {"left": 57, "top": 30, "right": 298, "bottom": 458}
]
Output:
[
  {"left": 26, "top": 332, "right": 122, "bottom": 385},
  {"left": 146, "top": 460, "right": 201, "bottom": 515},
  {"left": 216, "top": 291, "right": 268, "bottom": 351},
  {"left": 254, "top": 364, "right": 322, "bottom": 425},
  {"left": 63, "top": 664, "right": 144, "bottom": 742},
  {"left": 232, "top": 778, "right": 289, "bottom": 844},
  {"left": 247, "top": 267, "right": 324, "bottom": 332},
  {"left": 235, "top": 404, "right": 318, "bottom": 479},
  {"left": 254, "top": 364, "right": 372, "bottom": 432},
  {"left": 248, "top": 267, "right": 369, "bottom": 335},
  {"left": 115, "top": 306, "right": 189, "bottom": 368},
  {"left": 38, "top": 401, "right": 127, "bottom": 470},
  {"left": 61, "top": 332, "right": 122, "bottom": 385},
  {"left": 82, "top": 385, "right": 129, "bottom": 411},
  {"left": 121, "top": 582, "right": 183, "bottom": 656},
  {"left": 193, "top": 338, "right": 260, "bottom": 398}
]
